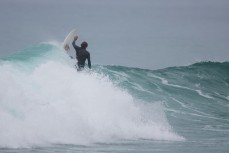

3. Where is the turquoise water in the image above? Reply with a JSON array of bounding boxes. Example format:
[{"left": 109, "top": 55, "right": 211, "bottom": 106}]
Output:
[{"left": 0, "top": 43, "right": 229, "bottom": 153}]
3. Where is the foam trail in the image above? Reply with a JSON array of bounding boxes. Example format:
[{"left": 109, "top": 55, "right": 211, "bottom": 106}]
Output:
[
  {"left": 150, "top": 74, "right": 214, "bottom": 99},
  {"left": 196, "top": 90, "right": 213, "bottom": 99},
  {"left": 226, "top": 96, "right": 229, "bottom": 100}
]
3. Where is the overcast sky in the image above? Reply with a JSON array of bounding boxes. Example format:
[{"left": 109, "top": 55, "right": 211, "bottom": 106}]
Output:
[{"left": 0, "top": 0, "right": 229, "bottom": 69}]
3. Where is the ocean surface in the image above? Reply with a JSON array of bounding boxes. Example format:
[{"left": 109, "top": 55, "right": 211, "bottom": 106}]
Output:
[{"left": 0, "top": 43, "right": 228, "bottom": 153}]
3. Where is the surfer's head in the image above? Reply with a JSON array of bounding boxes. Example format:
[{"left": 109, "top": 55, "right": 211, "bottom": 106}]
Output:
[{"left": 81, "top": 41, "right": 88, "bottom": 49}]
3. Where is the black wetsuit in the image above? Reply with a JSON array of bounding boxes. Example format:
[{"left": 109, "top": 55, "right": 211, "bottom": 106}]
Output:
[{"left": 72, "top": 40, "right": 91, "bottom": 69}]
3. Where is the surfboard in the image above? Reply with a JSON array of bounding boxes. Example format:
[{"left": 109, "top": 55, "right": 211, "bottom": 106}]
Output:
[{"left": 63, "top": 29, "right": 76, "bottom": 51}]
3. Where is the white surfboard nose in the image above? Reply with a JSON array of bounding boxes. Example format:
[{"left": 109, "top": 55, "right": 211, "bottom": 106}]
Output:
[{"left": 63, "top": 29, "right": 76, "bottom": 51}]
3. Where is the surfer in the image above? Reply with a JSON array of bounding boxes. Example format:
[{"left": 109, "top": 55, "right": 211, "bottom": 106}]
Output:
[{"left": 72, "top": 35, "right": 91, "bottom": 70}]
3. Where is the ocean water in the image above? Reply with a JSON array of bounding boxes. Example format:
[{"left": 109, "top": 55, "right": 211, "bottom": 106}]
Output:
[{"left": 0, "top": 43, "right": 228, "bottom": 153}]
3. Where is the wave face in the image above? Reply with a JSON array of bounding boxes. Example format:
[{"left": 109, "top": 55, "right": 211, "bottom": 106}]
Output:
[{"left": 0, "top": 43, "right": 229, "bottom": 151}]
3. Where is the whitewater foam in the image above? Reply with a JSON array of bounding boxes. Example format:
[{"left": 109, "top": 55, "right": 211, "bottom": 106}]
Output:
[{"left": 0, "top": 45, "right": 184, "bottom": 148}]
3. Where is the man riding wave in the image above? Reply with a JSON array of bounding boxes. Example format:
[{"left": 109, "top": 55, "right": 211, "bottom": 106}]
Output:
[{"left": 72, "top": 35, "right": 91, "bottom": 71}]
